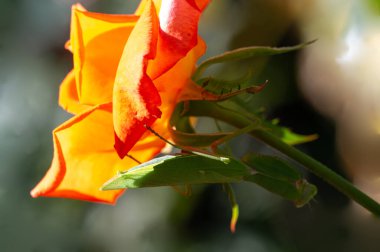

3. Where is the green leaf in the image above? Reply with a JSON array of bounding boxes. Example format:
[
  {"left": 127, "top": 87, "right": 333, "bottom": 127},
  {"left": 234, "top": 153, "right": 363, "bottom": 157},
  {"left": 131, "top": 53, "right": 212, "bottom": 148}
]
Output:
[
  {"left": 243, "top": 155, "right": 317, "bottom": 207},
  {"left": 366, "top": 0, "right": 380, "bottom": 15},
  {"left": 242, "top": 154, "right": 301, "bottom": 181},
  {"left": 245, "top": 174, "right": 301, "bottom": 201},
  {"left": 193, "top": 40, "right": 316, "bottom": 80},
  {"left": 101, "top": 155, "right": 251, "bottom": 190}
]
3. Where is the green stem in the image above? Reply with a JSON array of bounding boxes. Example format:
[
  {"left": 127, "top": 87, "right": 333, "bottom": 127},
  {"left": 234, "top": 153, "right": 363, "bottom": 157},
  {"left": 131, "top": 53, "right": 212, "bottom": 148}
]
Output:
[{"left": 185, "top": 101, "right": 380, "bottom": 216}]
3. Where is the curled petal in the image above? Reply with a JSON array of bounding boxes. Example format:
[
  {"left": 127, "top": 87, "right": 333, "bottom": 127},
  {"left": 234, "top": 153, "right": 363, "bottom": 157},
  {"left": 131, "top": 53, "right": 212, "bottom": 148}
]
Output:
[
  {"left": 136, "top": 0, "right": 162, "bottom": 15},
  {"left": 59, "top": 70, "right": 91, "bottom": 114},
  {"left": 70, "top": 4, "right": 139, "bottom": 107},
  {"left": 146, "top": 37, "right": 207, "bottom": 145},
  {"left": 147, "top": 0, "right": 210, "bottom": 79},
  {"left": 113, "top": 1, "right": 161, "bottom": 158},
  {"left": 154, "top": 37, "right": 207, "bottom": 115},
  {"left": 31, "top": 103, "right": 165, "bottom": 204}
]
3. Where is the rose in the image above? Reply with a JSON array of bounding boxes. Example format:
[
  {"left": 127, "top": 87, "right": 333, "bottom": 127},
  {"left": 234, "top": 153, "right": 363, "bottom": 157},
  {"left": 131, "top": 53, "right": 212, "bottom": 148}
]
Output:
[{"left": 31, "top": 0, "right": 209, "bottom": 203}]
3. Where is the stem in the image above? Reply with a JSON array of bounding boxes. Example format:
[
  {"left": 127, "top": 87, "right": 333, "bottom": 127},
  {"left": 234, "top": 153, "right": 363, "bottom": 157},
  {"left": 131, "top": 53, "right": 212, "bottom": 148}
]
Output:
[{"left": 185, "top": 101, "right": 380, "bottom": 216}]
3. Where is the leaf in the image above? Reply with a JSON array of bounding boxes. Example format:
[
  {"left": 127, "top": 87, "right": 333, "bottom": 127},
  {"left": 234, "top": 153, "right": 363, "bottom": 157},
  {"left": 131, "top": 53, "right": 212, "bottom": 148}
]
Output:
[
  {"left": 101, "top": 155, "right": 251, "bottom": 190},
  {"left": 243, "top": 154, "right": 317, "bottom": 207},
  {"left": 192, "top": 40, "right": 316, "bottom": 80},
  {"left": 242, "top": 154, "right": 301, "bottom": 181},
  {"left": 366, "top": 0, "right": 380, "bottom": 15},
  {"left": 245, "top": 174, "right": 301, "bottom": 201}
]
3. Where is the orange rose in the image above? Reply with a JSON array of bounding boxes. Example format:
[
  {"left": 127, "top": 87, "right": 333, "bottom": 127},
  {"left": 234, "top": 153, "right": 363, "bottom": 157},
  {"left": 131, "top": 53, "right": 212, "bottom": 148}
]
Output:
[{"left": 31, "top": 0, "right": 209, "bottom": 204}]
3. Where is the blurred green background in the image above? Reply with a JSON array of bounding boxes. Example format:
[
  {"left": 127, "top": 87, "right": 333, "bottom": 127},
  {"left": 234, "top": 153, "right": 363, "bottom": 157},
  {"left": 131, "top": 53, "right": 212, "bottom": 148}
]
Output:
[{"left": 1, "top": 0, "right": 380, "bottom": 251}]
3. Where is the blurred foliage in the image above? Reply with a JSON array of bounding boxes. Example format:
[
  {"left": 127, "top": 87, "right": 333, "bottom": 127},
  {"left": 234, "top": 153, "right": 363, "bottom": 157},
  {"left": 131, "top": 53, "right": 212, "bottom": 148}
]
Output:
[
  {"left": 1, "top": 0, "right": 380, "bottom": 251},
  {"left": 366, "top": 0, "right": 380, "bottom": 14}
]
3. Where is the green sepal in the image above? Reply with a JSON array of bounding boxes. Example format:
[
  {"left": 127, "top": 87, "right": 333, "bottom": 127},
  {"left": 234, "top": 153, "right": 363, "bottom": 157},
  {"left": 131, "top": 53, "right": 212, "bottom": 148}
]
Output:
[
  {"left": 171, "top": 129, "right": 232, "bottom": 147},
  {"left": 195, "top": 71, "right": 254, "bottom": 95},
  {"left": 170, "top": 103, "right": 238, "bottom": 148},
  {"left": 193, "top": 40, "right": 316, "bottom": 80},
  {"left": 101, "top": 155, "right": 251, "bottom": 190},
  {"left": 170, "top": 104, "right": 195, "bottom": 133}
]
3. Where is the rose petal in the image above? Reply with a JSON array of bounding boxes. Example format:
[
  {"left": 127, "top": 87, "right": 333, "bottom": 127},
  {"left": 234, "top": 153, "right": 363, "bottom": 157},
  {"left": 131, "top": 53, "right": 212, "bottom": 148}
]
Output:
[
  {"left": 70, "top": 4, "right": 139, "bottom": 107},
  {"left": 147, "top": 0, "right": 210, "bottom": 79},
  {"left": 59, "top": 70, "right": 91, "bottom": 114},
  {"left": 154, "top": 37, "right": 206, "bottom": 94},
  {"left": 113, "top": 0, "right": 162, "bottom": 158},
  {"left": 31, "top": 103, "right": 165, "bottom": 204},
  {"left": 136, "top": 0, "right": 162, "bottom": 15}
]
